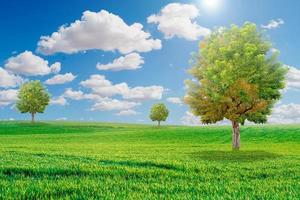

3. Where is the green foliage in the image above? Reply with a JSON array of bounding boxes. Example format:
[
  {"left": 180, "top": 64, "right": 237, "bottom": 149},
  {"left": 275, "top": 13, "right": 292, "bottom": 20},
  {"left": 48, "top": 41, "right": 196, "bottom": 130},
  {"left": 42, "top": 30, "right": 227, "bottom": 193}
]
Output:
[
  {"left": 149, "top": 103, "right": 169, "bottom": 125},
  {"left": 185, "top": 23, "right": 287, "bottom": 125},
  {"left": 16, "top": 80, "right": 50, "bottom": 118},
  {"left": 0, "top": 122, "right": 299, "bottom": 199}
]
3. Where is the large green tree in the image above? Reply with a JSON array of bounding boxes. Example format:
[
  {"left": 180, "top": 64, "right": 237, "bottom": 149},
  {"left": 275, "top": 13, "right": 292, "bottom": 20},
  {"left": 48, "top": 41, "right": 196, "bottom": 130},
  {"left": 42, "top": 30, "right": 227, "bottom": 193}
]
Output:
[
  {"left": 185, "top": 23, "right": 287, "bottom": 150},
  {"left": 150, "top": 103, "right": 169, "bottom": 127},
  {"left": 16, "top": 80, "right": 50, "bottom": 123}
]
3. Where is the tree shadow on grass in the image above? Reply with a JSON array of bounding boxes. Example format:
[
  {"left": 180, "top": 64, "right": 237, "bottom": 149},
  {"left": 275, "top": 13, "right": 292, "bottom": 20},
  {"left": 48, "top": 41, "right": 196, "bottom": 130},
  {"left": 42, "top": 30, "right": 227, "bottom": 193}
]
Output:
[
  {"left": 0, "top": 160, "right": 181, "bottom": 178},
  {"left": 4, "top": 152, "right": 181, "bottom": 172},
  {"left": 1, "top": 167, "right": 91, "bottom": 178},
  {"left": 99, "top": 160, "right": 181, "bottom": 171},
  {"left": 191, "top": 150, "right": 280, "bottom": 162}
]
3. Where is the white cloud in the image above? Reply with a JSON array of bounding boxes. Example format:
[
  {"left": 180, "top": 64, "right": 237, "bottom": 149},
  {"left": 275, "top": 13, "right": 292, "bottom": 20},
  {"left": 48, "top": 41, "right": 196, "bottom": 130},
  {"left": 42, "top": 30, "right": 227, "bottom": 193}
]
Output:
[
  {"left": 63, "top": 88, "right": 105, "bottom": 102},
  {"left": 147, "top": 3, "right": 211, "bottom": 41},
  {"left": 268, "top": 103, "right": 300, "bottom": 124},
  {"left": 123, "top": 86, "right": 164, "bottom": 101},
  {"left": 115, "top": 109, "right": 139, "bottom": 116},
  {"left": 63, "top": 88, "right": 85, "bottom": 100},
  {"left": 0, "top": 89, "right": 18, "bottom": 107},
  {"left": 80, "top": 75, "right": 128, "bottom": 97},
  {"left": 45, "top": 73, "right": 76, "bottom": 85},
  {"left": 167, "top": 97, "right": 183, "bottom": 105},
  {"left": 62, "top": 87, "right": 140, "bottom": 113},
  {"left": 49, "top": 62, "right": 61, "bottom": 74},
  {"left": 80, "top": 75, "right": 111, "bottom": 88},
  {"left": 286, "top": 66, "right": 300, "bottom": 90},
  {"left": 181, "top": 111, "right": 202, "bottom": 126},
  {"left": 80, "top": 75, "right": 164, "bottom": 101},
  {"left": 0, "top": 68, "right": 23, "bottom": 88},
  {"left": 97, "top": 53, "right": 144, "bottom": 71},
  {"left": 82, "top": 93, "right": 106, "bottom": 101},
  {"left": 62, "top": 75, "right": 164, "bottom": 113},
  {"left": 5, "top": 51, "right": 61, "bottom": 76},
  {"left": 37, "top": 10, "right": 161, "bottom": 55},
  {"left": 261, "top": 18, "right": 284, "bottom": 29},
  {"left": 91, "top": 99, "right": 140, "bottom": 111},
  {"left": 50, "top": 96, "right": 68, "bottom": 106}
]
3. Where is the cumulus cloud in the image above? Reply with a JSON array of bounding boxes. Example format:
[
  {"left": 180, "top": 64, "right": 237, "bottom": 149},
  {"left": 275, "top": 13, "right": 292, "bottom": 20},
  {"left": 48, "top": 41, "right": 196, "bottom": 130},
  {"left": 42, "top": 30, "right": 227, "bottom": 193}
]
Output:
[
  {"left": 5, "top": 51, "right": 61, "bottom": 76},
  {"left": 62, "top": 75, "right": 164, "bottom": 113},
  {"left": 37, "top": 10, "right": 161, "bottom": 55},
  {"left": 115, "top": 109, "right": 139, "bottom": 116},
  {"left": 80, "top": 75, "right": 128, "bottom": 97},
  {"left": 63, "top": 88, "right": 85, "bottom": 100},
  {"left": 80, "top": 75, "right": 164, "bottom": 101},
  {"left": 0, "top": 89, "right": 18, "bottom": 107},
  {"left": 97, "top": 53, "right": 144, "bottom": 71},
  {"left": 0, "top": 68, "right": 23, "bottom": 88},
  {"left": 261, "top": 18, "right": 284, "bottom": 29},
  {"left": 167, "top": 97, "right": 183, "bottom": 105},
  {"left": 122, "top": 86, "right": 164, "bottom": 101},
  {"left": 45, "top": 73, "right": 76, "bottom": 85},
  {"left": 49, "top": 62, "right": 61, "bottom": 74},
  {"left": 147, "top": 3, "right": 211, "bottom": 41},
  {"left": 91, "top": 99, "right": 140, "bottom": 111},
  {"left": 268, "top": 103, "right": 300, "bottom": 124},
  {"left": 80, "top": 75, "right": 111, "bottom": 88},
  {"left": 50, "top": 96, "right": 68, "bottom": 106},
  {"left": 286, "top": 66, "right": 300, "bottom": 90},
  {"left": 82, "top": 93, "right": 107, "bottom": 101},
  {"left": 63, "top": 88, "right": 105, "bottom": 102},
  {"left": 62, "top": 87, "right": 140, "bottom": 113}
]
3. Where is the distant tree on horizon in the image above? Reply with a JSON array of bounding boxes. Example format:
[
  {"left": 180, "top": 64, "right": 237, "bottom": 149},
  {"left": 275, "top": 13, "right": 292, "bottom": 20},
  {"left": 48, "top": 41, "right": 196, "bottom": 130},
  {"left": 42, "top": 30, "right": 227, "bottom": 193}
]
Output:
[
  {"left": 150, "top": 103, "right": 169, "bottom": 127},
  {"left": 185, "top": 23, "right": 287, "bottom": 150},
  {"left": 16, "top": 80, "right": 50, "bottom": 123}
]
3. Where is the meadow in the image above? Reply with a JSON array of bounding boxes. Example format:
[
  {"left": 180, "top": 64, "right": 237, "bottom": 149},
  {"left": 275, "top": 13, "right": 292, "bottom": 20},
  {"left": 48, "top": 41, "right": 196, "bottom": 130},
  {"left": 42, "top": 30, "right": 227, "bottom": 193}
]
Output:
[{"left": 0, "top": 122, "right": 299, "bottom": 199}]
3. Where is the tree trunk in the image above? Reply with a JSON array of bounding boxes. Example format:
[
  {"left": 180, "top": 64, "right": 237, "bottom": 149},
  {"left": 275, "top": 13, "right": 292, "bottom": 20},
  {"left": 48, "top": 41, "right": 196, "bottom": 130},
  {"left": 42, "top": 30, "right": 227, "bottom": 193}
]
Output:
[
  {"left": 231, "top": 121, "right": 240, "bottom": 150},
  {"left": 158, "top": 121, "right": 161, "bottom": 127},
  {"left": 31, "top": 113, "right": 35, "bottom": 123}
]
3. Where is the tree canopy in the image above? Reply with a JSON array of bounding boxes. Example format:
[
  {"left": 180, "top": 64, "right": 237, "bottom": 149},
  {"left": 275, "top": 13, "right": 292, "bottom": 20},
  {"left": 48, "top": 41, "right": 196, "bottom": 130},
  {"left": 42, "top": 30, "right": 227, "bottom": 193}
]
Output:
[
  {"left": 185, "top": 23, "right": 287, "bottom": 149},
  {"left": 16, "top": 80, "right": 50, "bottom": 123},
  {"left": 150, "top": 103, "right": 169, "bottom": 126}
]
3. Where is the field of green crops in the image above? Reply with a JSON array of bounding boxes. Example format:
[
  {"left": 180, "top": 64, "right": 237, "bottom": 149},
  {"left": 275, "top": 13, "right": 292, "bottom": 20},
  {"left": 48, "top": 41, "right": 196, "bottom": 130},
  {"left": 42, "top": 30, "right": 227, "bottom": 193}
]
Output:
[{"left": 0, "top": 122, "right": 299, "bottom": 199}]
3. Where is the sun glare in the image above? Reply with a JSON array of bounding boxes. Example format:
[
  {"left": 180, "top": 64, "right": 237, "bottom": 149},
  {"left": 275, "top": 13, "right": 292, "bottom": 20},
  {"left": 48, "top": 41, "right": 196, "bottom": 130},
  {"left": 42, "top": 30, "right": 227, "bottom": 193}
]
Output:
[{"left": 202, "top": 0, "right": 221, "bottom": 11}]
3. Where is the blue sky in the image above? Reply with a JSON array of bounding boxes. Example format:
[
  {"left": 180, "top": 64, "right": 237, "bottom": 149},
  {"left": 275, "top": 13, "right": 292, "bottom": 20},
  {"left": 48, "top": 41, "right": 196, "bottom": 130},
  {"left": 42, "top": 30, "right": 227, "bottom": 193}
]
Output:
[{"left": 0, "top": 0, "right": 299, "bottom": 124}]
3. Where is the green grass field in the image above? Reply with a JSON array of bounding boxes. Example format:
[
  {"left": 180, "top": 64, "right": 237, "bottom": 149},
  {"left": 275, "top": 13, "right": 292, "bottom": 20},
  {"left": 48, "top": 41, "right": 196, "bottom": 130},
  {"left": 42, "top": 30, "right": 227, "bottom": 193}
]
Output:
[{"left": 0, "top": 122, "right": 299, "bottom": 199}]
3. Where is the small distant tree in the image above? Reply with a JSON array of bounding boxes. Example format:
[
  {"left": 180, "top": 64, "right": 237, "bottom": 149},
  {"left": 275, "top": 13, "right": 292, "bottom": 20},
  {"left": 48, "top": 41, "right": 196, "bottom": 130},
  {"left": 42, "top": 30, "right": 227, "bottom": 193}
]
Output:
[
  {"left": 16, "top": 80, "right": 50, "bottom": 123},
  {"left": 150, "top": 103, "right": 169, "bottom": 126},
  {"left": 185, "top": 23, "right": 287, "bottom": 150}
]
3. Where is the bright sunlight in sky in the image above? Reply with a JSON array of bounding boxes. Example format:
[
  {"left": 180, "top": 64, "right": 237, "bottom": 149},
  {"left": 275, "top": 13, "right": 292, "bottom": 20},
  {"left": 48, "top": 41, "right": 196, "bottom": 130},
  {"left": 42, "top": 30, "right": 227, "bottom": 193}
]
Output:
[{"left": 201, "top": 0, "right": 221, "bottom": 11}]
